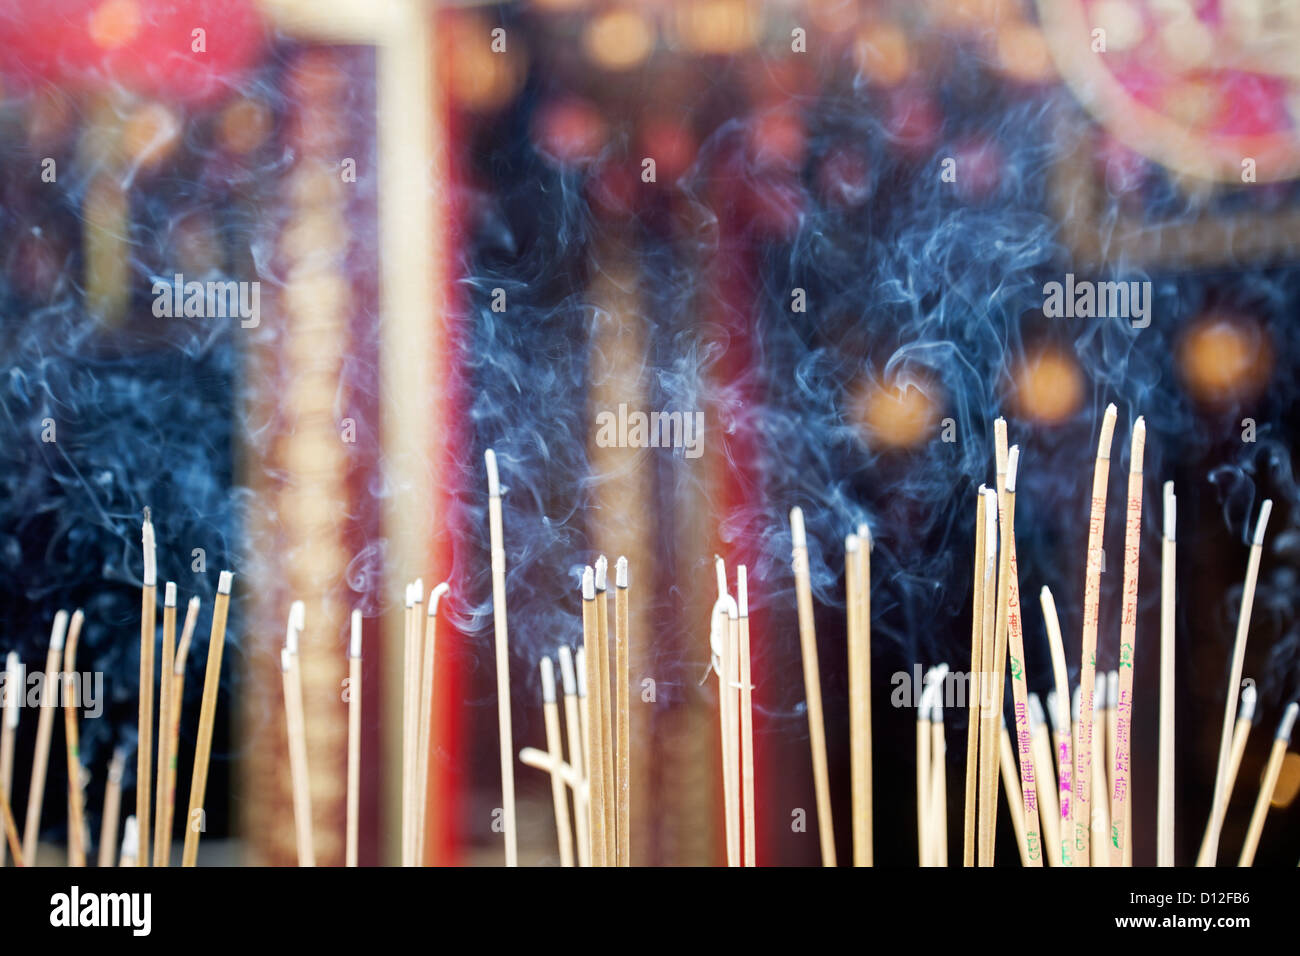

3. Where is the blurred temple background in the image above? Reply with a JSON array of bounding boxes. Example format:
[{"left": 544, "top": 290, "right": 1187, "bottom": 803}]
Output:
[{"left": 0, "top": 0, "right": 1299, "bottom": 866}]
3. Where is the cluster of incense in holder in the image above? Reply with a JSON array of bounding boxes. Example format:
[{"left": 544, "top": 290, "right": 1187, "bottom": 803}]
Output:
[
  {"left": 777, "top": 406, "right": 1292, "bottom": 868},
  {"left": 0, "top": 510, "right": 232, "bottom": 867}
]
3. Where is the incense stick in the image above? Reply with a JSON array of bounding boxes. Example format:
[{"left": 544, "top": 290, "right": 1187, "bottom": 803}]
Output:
[
  {"left": 998, "top": 444, "right": 1043, "bottom": 865},
  {"left": 181, "top": 569, "right": 233, "bottom": 867},
  {"left": 963, "top": 494, "right": 987, "bottom": 867},
  {"left": 99, "top": 747, "right": 126, "bottom": 868},
  {"left": 931, "top": 674, "right": 948, "bottom": 867},
  {"left": 0, "top": 778, "right": 22, "bottom": 866},
  {"left": 1110, "top": 418, "right": 1145, "bottom": 866},
  {"left": 917, "top": 667, "right": 933, "bottom": 865},
  {"left": 282, "top": 601, "right": 314, "bottom": 866},
  {"left": 0, "top": 652, "right": 19, "bottom": 867},
  {"left": 346, "top": 609, "right": 362, "bottom": 868},
  {"left": 737, "top": 563, "right": 755, "bottom": 868},
  {"left": 152, "top": 585, "right": 176, "bottom": 866},
  {"left": 976, "top": 485, "right": 999, "bottom": 866},
  {"left": 1000, "top": 718, "right": 1031, "bottom": 866},
  {"left": 485, "top": 450, "right": 518, "bottom": 867},
  {"left": 1197, "top": 684, "right": 1256, "bottom": 865},
  {"left": 1029, "top": 693, "right": 1060, "bottom": 866},
  {"left": 119, "top": 816, "right": 138, "bottom": 868},
  {"left": 1040, "top": 587, "right": 1073, "bottom": 866},
  {"left": 615, "top": 556, "right": 631, "bottom": 867},
  {"left": 558, "top": 646, "right": 590, "bottom": 866},
  {"left": 418, "top": 583, "right": 449, "bottom": 864},
  {"left": 981, "top": 428, "right": 1015, "bottom": 866},
  {"left": 1157, "top": 481, "right": 1176, "bottom": 867},
  {"left": 847, "top": 533, "right": 870, "bottom": 866},
  {"left": 23, "top": 609, "right": 66, "bottom": 866},
  {"left": 403, "top": 579, "right": 422, "bottom": 866},
  {"left": 1238, "top": 703, "right": 1298, "bottom": 867},
  {"left": 1073, "top": 404, "right": 1117, "bottom": 868},
  {"left": 594, "top": 556, "right": 615, "bottom": 864},
  {"left": 790, "top": 506, "right": 836, "bottom": 865},
  {"left": 63, "top": 609, "right": 86, "bottom": 866},
  {"left": 711, "top": 583, "right": 740, "bottom": 867},
  {"left": 138, "top": 508, "right": 156, "bottom": 867},
  {"left": 581, "top": 568, "right": 607, "bottom": 865},
  {"left": 1202, "top": 500, "right": 1273, "bottom": 866},
  {"left": 159, "top": 596, "right": 197, "bottom": 868},
  {"left": 540, "top": 657, "right": 575, "bottom": 867},
  {"left": 1091, "top": 686, "right": 1110, "bottom": 867}
]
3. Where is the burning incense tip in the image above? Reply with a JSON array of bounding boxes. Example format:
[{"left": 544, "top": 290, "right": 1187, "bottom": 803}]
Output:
[
  {"left": 1130, "top": 417, "right": 1146, "bottom": 472},
  {"left": 541, "top": 657, "right": 557, "bottom": 703},
  {"left": 405, "top": 583, "right": 414, "bottom": 608},
  {"left": 485, "top": 448, "right": 501, "bottom": 498},
  {"left": 412, "top": 578, "right": 423, "bottom": 603},
  {"left": 1278, "top": 703, "right": 1299, "bottom": 741},
  {"left": 164, "top": 582, "right": 177, "bottom": 606},
  {"left": 558, "top": 646, "right": 576, "bottom": 695},
  {"left": 1005, "top": 445, "right": 1021, "bottom": 493},
  {"left": 176, "top": 598, "right": 199, "bottom": 673},
  {"left": 582, "top": 566, "right": 595, "bottom": 601},
  {"left": 217, "top": 571, "right": 233, "bottom": 595},
  {"left": 1164, "top": 482, "right": 1176, "bottom": 542},
  {"left": 50, "top": 610, "right": 68, "bottom": 651},
  {"left": 616, "top": 556, "right": 628, "bottom": 589},
  {"left": 1253, "top": 500, "right": 1273, "bottom": 546},
  {"left": 857, "top": 521, "right": 872, "bottom": 552},
  {"left": 280, "top": 647, "right": 292, "bottom": 673},
  {"left": 108, "top": 747, "right": 127, "bottom": 784},
  {"left": 595, "top": 555, "right": 608, "bottom": 592},
  {"left": 575, "top": 648, "right": 587, "bottom": 698},
  {"left": 286, "top": 600, "right": 305, "bottom": 653},
  {"left": 349, "top": 610, "right": 362, "bottom": 659},
  {"left": 982, "top": 488, "right": 998, "bottom": 559},
  {"left": 141, "top": 512, "right": 157, "bottom": 587},
  {"left": 714, "top": 555, "right": 727, "bottom": 599},
  {"left": 429, "top": 581, "right": 450, "bottom": 616},
  {"left": 846, "top": 534, "right": 860, "bottom": 554},
  {"left": 789, "top": 506, "right": 807, "bottom": 550},
  {"left": 1098, "top": 403, "right": 1119, "bottom": 458},
  {"left": 736, "top": 565, "right": 748, "bottom": 617},
  {"left": 1241, "top": 683, "right": 1257, "bottom": 720}
]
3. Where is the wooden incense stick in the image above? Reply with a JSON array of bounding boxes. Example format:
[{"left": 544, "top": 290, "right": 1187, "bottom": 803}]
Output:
[
  {"left": 0, "top": 652, "right": 19, "bottom": 867},
  {"left": 790, "top": 506, "right": 836, "bottom": 865},
  {"left": 594, "top": 557, "right": 615, "bottom": 864},
  {"left": 931, "top": 676, "right": 948, "bottom": 867},
  {"left": 99, "top": 747, "right": 126, "bottom": 868},
  {"left": 1091, "top": 687, "right": 1110, "bottom": 867},
  {"left": 181, "top": 569, "right": 233, "bottom": 867},
  {"left": 847, "top": 533, "right": 871, "bottom": 867},
  {"left": 1040, "top": 587, "right": 1073, "bottom": 866},
  {"left": 998, "top": 443, "right": 1043, "bottom": 866},
  {"left": 119, "top": 816, "right": 138, "bottom": 868},
  {"left": 346, "top": 609, "right": 362, "bottom": 868},
  {"left": 159, "top": 597, "right": 197, "bottom": 867},
  {"left": 485, "top": 450, "right": 518, "bottom": 867},
  {"left": 1202, "top": 499, "right": 1273, "bottom": 866},
  {"left": 976, "top": 486, "right": 999, "bottom": 866},
  {"left": 558, "top": 646, "right": 589, "bottom": 866},
  {"left": 1029, "top": 693, "right": 1061, "bottom": 866},
  {"left": 418, "top": 583, "right": 449, "bottom": 864},
  {"left": 1000, "top": 718, "right": 1031, "bottom": 866},
  {"left": 615, "top": 556, "right": 631, "bottom": 867},
  {"left": 737, "top": 563, "right": 755, "bottom": 868},
  {"left": 1238, "top": 702, "right": 1298, "bottom": 867},
  {"left": 963, "top": 494, "right": 987, "bottom": 867},
  {"left": 581, "top": 568, "right": 607, "bottom": 865},
  {"left": 152, "top": 585, "right": 176, "bottom": 866},
  {"left": 1197, "top": 684, "right": 1256, "bottom": 865},
  {"left": 282, "top": 601, "right": 314, "bottom": 866},
  {"left": 917, "top": 668, "right": 933, "bottom": 865},
  {"left": 404, "top": 579, "right": 423, "bottom": 866},
  {"left": 1157, "top": 481, "right": 1176, "bottom": 867},
  {"left": 0, "top": 783, "right": 24, "bottom": 866},
  {"left": 518, "top": 747, "right": 583, "bottom": 793},
  {"left": 23, "top": 610, "right": 66, "bottom": 866},
  {"left": 711, "top": 583, "right": 740, "bottom": 867},
  {"left": 1073, "top": 403, "right": 1117, "bottom": 868},
  {"left": 1110, "top": 418, "right": 1145, "bottom": 866},
  {"left": 63, "top": 609, "right": 86, "bottom": 867},
  {"left": 138, "top": 508, "right": 156, "bottom": 867},
  {"left": 980, "top": 429, "right": 1014, "bottom": 867},
  {"left": 540, "top": 657, "right": 575, "bottom": 867}
]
